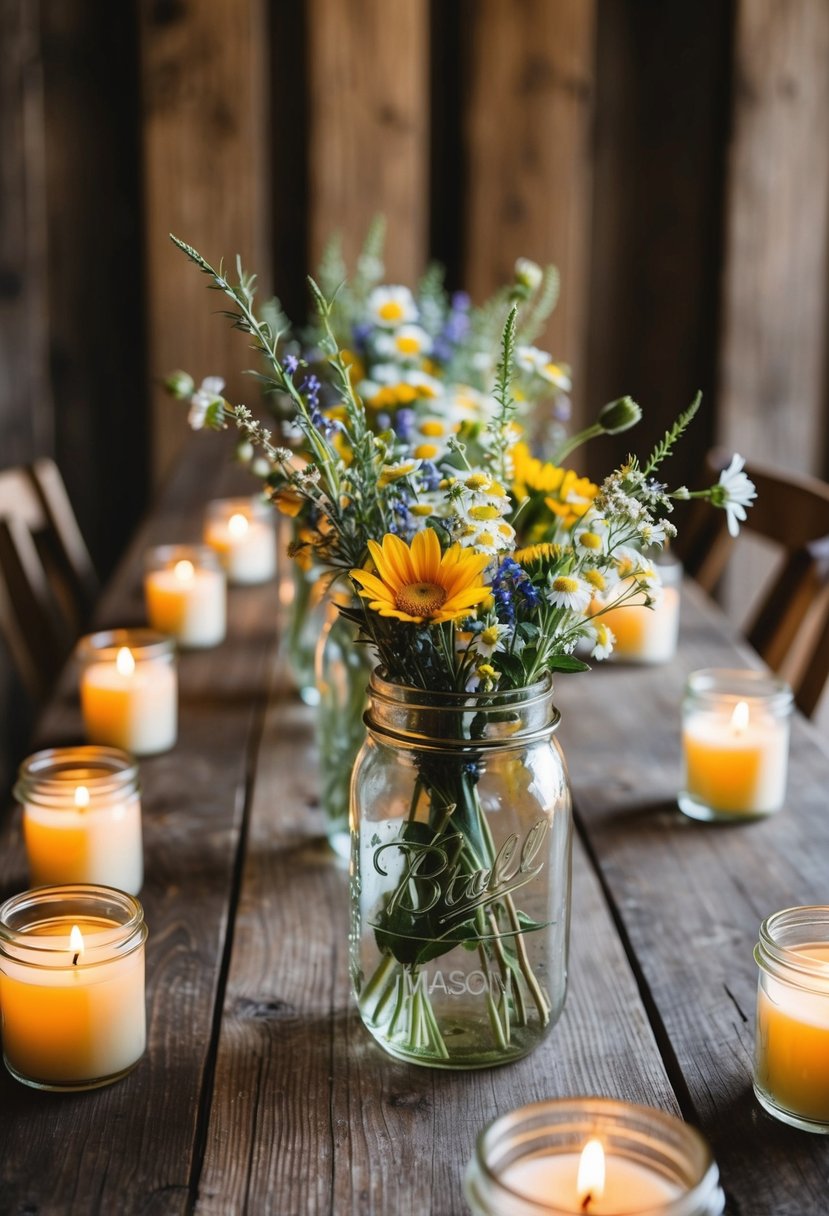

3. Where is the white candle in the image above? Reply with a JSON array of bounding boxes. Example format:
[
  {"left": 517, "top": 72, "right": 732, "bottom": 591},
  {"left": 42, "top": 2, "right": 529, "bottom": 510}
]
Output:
[
  {"left": 680, "top": 670, "right": 792, "bottom": 821},
  {"left": 204, "top": 497, "right": 276, "bottom": 585},
  {"left": 502, "top": 1139, "right": 682, "bottom": 1214},
  {"left": 78, "top": 631, "right": 177, "bottom": 756},
  {"left": 601, "top": 584, "right": 680, "bottom": 664},
  {"left": 0, "top": 887, "right": 147, "bottom": 1090},
  {"left": 15, "top": 746, "right": 143, "bottom": 894},
  {"left": 144, "top": 545, "right": 226, "bottom": 648}
]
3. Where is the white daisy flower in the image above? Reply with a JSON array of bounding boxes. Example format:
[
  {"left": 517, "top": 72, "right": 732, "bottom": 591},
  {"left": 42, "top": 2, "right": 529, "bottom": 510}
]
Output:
[
  {"left": 471, "top": 623, "right": 511, "bottom": 659},
  {"left": 716, "top": 454, "right": 757, "bottom": 537},
  {"left": 573, "top": 515, "right": 610, "bottom": 556},
  {"left": 188, "top": 375, "right": 225, "bottom": 430},
  {"left": 456, "top": 521, "right": 515, "bottom": 555},
  {"left": 547, "top": 575, "right": 592, "bottom": 613},
  {"left": 393, "top": 324, "right": 432, "bottom": 360},
  {"left": 516, "top": 345, "right": 550, "bottom": 375},
  {"left": 587, "top": 621, "right": 615, "bottom": 660},
  {"left": 514, "top": 257, "right": 543, "bottom": 292},
  {"left": 402, "top": 368, "right": 442, "bottom": 399},
  {"left": 367, "top": 285, "right": 418, "bottom": 329}
]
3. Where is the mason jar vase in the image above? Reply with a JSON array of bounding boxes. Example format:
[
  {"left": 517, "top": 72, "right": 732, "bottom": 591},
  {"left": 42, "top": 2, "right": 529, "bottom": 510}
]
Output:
[{"left": 350, "top": 672, "right": 572, "bottom": 1069}]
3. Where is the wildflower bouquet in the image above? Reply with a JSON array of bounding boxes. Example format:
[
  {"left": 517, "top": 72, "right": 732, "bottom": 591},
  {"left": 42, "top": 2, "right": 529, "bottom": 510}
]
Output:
[{"left": 170, "top": 236, "right": 755, "bottom": 1065}]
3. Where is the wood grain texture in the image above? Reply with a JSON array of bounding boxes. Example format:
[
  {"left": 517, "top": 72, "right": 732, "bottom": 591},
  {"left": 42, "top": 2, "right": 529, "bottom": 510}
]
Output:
[
  {"left": 196, "top": 666, "right": 679, "bottom": 1216},
  {"left": 139, "top": 0, "right": 270, "bottom": 484},
  {"left": 718, "top": 0, "right": 829, "bottom": 477},
  {"left": 461, "top": 0, "right": 596, "bottom": 427},
  {"left": 0, "top": 435, "right": 281, "bottom": 1216},
  {"left": 306, "top": 0, "right": 430, "bottom": 285},
  {"left": 0, "top": 0, "right": 50, "bottom": 463},
  {"left": 558, "top": 580, "right": 829, "bottom": 1216}
]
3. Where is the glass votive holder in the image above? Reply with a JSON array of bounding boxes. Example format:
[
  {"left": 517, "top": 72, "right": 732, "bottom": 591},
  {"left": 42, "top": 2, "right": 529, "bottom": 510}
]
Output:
[
  {"left": 679, "top": 668, "right": 792, "bottom": 822},
  {"left": 203, "top": 496, "right": 277, "bottom": 586},
  {"left": 464, "top": 1097, "right": 724, "bottom": 1215},
  {"left": 14, "top": 746, "right": 143, "bottom": 894},
  {"left": 603, "top": 549, "right": 682, "bottom": 665},
  {"left": 144, "top": 543, "right": 227, "bottom": 648},
  {"left": 0, "top": 885, "right": 147, "bottom": 1091},
  {"left": 77, "top": 629, "right": 178, "bottom": 756},
  {"left": 754, "top": 905, "right": 829, "bottom": 1133}
]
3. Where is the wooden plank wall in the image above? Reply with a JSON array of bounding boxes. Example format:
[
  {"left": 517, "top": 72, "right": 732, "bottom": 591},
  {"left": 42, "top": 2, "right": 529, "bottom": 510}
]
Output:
[{"left": 1, "top": 0, "right": 829, "bottom": 768}]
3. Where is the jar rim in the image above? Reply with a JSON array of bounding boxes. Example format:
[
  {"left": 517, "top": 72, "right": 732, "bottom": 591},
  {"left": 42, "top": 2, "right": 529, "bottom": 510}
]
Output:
[
  {"left": 0, "top": 885, "right": 147, "bottom": 968},
  {"left": 76, "top": 628, "right": 176, "bottom": 663},
  {"left": 685, "top": 667, "right": 792, "bottom": 711},
  {"left": 14, "top": 746, "right": 139, "bottom": 806},
  {"left": 467, "top": 1097, "right": 722, "bottom": 1216},
  {"left": 756, "top": 905, "right": 829, "bottom": 989}
]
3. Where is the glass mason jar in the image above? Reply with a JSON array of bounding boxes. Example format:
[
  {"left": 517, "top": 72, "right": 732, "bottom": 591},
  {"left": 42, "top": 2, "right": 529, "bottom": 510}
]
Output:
[
  {"left": 15, "top": 745, "right": 143, "bottom": 894},
  {"left": 0, "top": 885, "right": 147, "bottom": 1091},
  {"left": 679, "top": 669, "right": 793, "bottom": 822},
  {"left": 77, "top": 628, "right": 178, "bottom": 756},
  {"left": 465, "top": 1098, "right": 724, "bottom": 1215},
  {"left": 350, "top": 672, "right": 572, "bottom": 1070},
  {"left": 314, "top": 602, "right": 375, "bottom": 860},
  {"left": 144, "top": 543, "right": 226, "bottom": 649},
  {"left": 754, "top": 905, "right": 829, "bottom": 1133}
]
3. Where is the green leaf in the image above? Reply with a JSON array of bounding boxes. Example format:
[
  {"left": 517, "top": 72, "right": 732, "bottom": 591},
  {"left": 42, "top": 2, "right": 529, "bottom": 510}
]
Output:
[{"left": 546, "top": 655, "right": 591, "bottom": 674}]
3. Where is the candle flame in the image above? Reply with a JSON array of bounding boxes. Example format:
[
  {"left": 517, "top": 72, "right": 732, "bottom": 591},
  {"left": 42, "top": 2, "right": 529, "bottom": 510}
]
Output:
[
  {"left": 228, "top": 512, "right": 249, "bottom": 538},
  {"left": 577, "top": 1139, "right": 605, "bottom": 1209},
  {"left": 174, "top": 559, "right": 195, "bottom": 582},
  {"left": 74, "top": 785, "right": 90, "bottom": 809},
  {"left": 69, "top": 924, "right": 84, "bottom": 965},
  {"left": 731, "top": 700, "right": 750, "bottom": 733},
  {"left": 116, "top": 646, "right": 136, "bottom": 677}
]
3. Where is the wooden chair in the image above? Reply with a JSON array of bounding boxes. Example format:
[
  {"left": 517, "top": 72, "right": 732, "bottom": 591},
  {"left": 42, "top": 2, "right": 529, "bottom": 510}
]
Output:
[
  {"left": 0, "top": 459, "right": 99, "bottom": 701},
  {"left": 680, "top": 448, "right": 829, "bottom": 717}
]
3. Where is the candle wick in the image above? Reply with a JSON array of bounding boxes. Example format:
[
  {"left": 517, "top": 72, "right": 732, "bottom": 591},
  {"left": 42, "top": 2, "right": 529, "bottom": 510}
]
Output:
[
  {"left": 581, "top": 1195, "right": 592, "bottom": 1212},
  {"left": 72, "top": 951, "right": 80, "bottom": 966}
]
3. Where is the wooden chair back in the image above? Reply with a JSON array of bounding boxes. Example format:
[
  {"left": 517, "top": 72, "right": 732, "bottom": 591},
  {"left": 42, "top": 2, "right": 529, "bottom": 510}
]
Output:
[
  {"left": 0, "top": 459, "right": 99, "bottom": 701},
  {"left": 680, "top": 448, "right": 829, "bottom": 717}
]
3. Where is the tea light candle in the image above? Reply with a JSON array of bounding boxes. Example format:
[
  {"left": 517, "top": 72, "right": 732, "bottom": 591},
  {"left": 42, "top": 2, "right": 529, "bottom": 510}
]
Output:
[
  {"left": 0, "top": 886, "right": 147, "bottom": 1090},
  {"left": 679, "top": 669, "right": 792, "bottom": 822},
  {"left": 465, "top": 1098, "right": 724, "bottom": 1215},
  {"left": 14, "top": 746, "right": 143, "bottom": 894},
  {"left": 204, "top": 496, "right": 276, "bottom": 585},
  {"left": 600, "top": 569, "right": 681, "bottom": 665},
  {"left": 78, "top": 629, "right": 177, "bottom": 756},
  {"left": 144, "top": 544, "right": 226, "bottom": 648},
  {"left": 754, "top": 905, "right": 829, "bottom": 1132}
]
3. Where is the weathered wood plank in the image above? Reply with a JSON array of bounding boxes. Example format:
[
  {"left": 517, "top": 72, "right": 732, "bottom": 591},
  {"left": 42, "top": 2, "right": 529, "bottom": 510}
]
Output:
[
  {"left": 0, "top": 435, "right": 281, "bottom": 1216},
  {"left": 585, "top": 0, "right": 729, "bottom": 489},
  {"left": 196, "top": 666, "right": 680, "bottom": 1216},
  {"left": 461, "top": 0, "right": 596, "bottom": 426},
  {"left": 306, "top": 0, "right": 430, "bottom": 285},
  {"left": 558, "top": 581, "right": 829, "bottom": 1216},
  {"left": 0, "top": 0, "right": 50, "bottom": 464},
  {"left": 139, "top": 0, "right": 270, "bottom": 484}
]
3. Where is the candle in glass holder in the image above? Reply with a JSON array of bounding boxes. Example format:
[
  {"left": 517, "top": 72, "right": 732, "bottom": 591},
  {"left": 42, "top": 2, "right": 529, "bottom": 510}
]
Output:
[
  {"left": 144, "top": 543, "right": 226, "bottom": 648},
  {"left": 203, "top": 496, "right": 276, "bottom": 586},
  {"left": 0, "top": 885, "right": 147, "bottom": 1090},
  {"left": 599, "top": 552, "right": 681, "bottom": 665},
  {"left": 465, "top": 1098, "right": 724, "bottom": 1215},
  {"left": 78, "top": 629, "right": 177, "bottom": 756},
  {"left": 679, "top": 669, "right": 792, "bottom": 822},
  {"left": 754, "top": 905, "right": 829, "bottom": 1132},
  {"left": 15, "top": 746, "right": 143, "bottom": 894}
]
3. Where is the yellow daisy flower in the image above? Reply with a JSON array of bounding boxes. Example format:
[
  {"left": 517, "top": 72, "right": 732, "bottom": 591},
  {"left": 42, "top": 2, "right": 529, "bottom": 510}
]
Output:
[{"left": 350, "top": 529, "right": 491, "bottom": 624}]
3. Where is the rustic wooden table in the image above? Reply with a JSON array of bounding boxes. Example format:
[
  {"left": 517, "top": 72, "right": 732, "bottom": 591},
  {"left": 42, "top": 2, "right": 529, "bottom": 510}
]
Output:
[{"left": 0, "top": 439, "right": 827, "bottom": 1215}]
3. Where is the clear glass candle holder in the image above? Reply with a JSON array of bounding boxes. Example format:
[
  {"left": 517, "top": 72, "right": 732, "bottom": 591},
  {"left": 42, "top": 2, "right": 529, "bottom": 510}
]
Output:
[
  {"left": 754, "top": 905, "right": 829, "bottom": 1133},
  {"left": 465, "top": 1098, "right": 724, "bottom": 1216},
  {"left": 203, "top": 496, "right": 277, "bottom": 586},
  {"left": 679, "top": 669, "right": 792, "bottom": 822},
  {"left": 0, "top": 885, "right": 148, "bottom": 1091},
  {"left": 77, "top": 628, "right": 178, "bottom": 757},
  {"left": 144, "top": 543, "right": 226, "bottom": 648},
  {"left": 15, "top": 746, "right": 143, "bottom": 894},
  {"left": 602, "top": 548, "right": 682, "bottom": 665}
]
